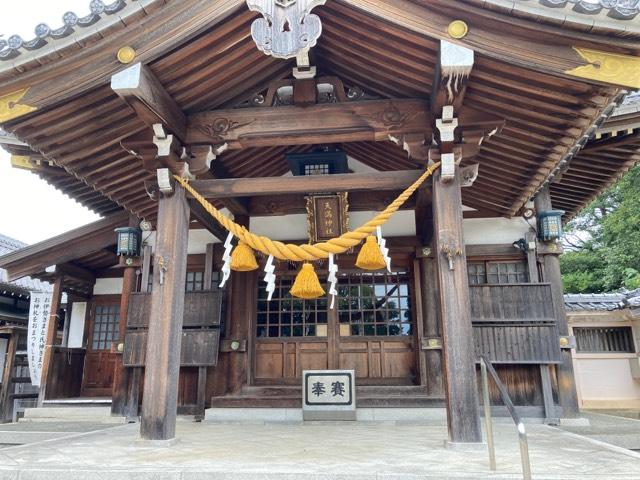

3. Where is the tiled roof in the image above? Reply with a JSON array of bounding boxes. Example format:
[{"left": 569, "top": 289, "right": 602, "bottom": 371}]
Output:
[
  {"left": 564, "top": 290, "right": 640, "bottom": 311},
  {"left": 0, "top": 0, "right": 130, "bottom": 61},
  {"left": 1, "top": 0, "right": 639, "bottom": 62},
  {"left": 0, "top": 234, "right": 51, "bottom": 293}
]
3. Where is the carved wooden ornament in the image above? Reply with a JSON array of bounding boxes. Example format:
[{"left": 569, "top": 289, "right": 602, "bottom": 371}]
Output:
[{"left": 246, "top": 0, "right": 327, "bottom": 59}]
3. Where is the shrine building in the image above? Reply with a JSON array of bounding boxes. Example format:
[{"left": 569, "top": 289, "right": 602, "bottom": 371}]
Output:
[{"left": 0, "top": 0, "right": 639, "bottom": 446}]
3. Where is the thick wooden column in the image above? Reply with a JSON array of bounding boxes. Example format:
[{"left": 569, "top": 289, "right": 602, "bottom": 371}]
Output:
[
  {"left": 420, "top": 254, "right": 445, "bottom": 397},
  {"left": 140, "top": 183, "right": 189, "bottom": 441},
  {"left": 432, "top": 169, "right": 482, "bottom": 444},
  {"left": 111, "top": 262, "right": 138, "bottom": 416},
  {"left": 534, "top": 186, "right": 580, "bottom": 419},
  {"left": 38, "top": 276, "right": 64, "bottom": 406}
]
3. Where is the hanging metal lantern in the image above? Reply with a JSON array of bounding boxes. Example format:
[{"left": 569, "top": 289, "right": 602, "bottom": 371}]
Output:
[
  {"left": 537, "top": 210, "right": 564, "bottom": 242},
  {"left": 114, "top": 227, "right": 141, "bottom": 256}
]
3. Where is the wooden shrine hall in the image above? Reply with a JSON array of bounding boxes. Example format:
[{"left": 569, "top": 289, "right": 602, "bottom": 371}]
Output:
[{"left": 0, "top": 0, "right": 639, "bottom": 444}]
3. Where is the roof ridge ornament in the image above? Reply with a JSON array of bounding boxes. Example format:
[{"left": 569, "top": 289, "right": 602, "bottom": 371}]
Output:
[{"left": 246, "top": 0, "right": 327, "bottom": 59}]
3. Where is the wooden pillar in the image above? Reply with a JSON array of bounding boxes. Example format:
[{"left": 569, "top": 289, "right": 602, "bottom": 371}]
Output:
[
  {"left": 140, "top": 183, "right": 190, "bottom": 441},
  {"left": 534, "top": 186, "right": 580, "bottom": 419},
  {"left": 227, "top": 216, "right": 255, "bottom": 394},
  {"left": 38, "top": 276, "right": 64, "bottom": 406},
  {"left": 433, "top": 169, "right": 482, "bottom": 444},
  {"left": 124, "top": 245, "right": 152, "bottom": 419},
  {"left": 0, "top": 331, "right": 19, "bottom": 422},
  {"left": 420, "top": 255, "right": 445, "bottom": 397},
  {"left": 111, "top": 262, "right": 138, "bottom": 416},
  {"left": 194, "top": 242, "right": 215, "bottom": 421}
]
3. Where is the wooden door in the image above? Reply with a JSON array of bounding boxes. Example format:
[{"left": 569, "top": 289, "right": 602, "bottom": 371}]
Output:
[
  {"left": 253, "top": 267, "right": 418, "bottom": 385},
  {"left": 81, "top": 300, "right": 119, "bottom": 396}
]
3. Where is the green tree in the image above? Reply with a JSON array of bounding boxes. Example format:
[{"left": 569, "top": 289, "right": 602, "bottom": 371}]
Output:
[{"left": 561, "top": 164, "right": 640, "bottom": 293}]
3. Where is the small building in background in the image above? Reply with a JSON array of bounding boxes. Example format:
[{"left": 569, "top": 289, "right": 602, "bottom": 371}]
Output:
[
  {"left": 0, "top": 234, "right": 51, "bottom": 422},
  {"left": 565, "top": 292, "right": 640, "bottom": 410}
]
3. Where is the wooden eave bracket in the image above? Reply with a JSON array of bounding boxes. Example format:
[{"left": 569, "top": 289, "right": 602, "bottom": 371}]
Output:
[
  {"left": 111, "top": 63, "right": 187, "bottom": 143},
  {"left": 152, "top": 124, "right": 194, "bottom": 179}
]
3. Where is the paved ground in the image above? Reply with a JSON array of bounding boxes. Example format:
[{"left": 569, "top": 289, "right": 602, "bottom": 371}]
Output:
[
  {"left": 558, "top": 411, "right": 640, "bottom": 452},
  {"left": 0, "top": 416, "right": 639, "bottom": 479},
  {"left": 0, "top": 421, "right": 117, "bottom": 450}
]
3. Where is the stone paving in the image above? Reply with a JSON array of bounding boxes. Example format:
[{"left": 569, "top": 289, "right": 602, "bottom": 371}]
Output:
[
  {"left": 559, "top": 411, "right": 640, "bottom": 451},
  {"left": 0, "top": 415, "right": 638, "bottom": 479}
]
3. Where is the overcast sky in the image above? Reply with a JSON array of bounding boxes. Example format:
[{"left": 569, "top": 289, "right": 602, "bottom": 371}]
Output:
[{"left": 0, "top": 0, "right": 102, "bottom": 245}]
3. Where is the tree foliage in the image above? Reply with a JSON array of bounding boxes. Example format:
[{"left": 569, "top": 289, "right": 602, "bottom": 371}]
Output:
[{"left": 561, "top": 164, "right": 640, "bottom": 293}]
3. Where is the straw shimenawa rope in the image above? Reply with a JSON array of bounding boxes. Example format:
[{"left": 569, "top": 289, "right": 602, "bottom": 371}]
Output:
[{"left": 174, "top": 162, "right": 441, "bottom": 262}]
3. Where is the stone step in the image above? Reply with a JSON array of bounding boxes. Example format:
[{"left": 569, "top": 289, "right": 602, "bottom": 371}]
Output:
[
  {"left": 205, "top": 407, "right": 448, "bottom": 424},
  {"left": 21, "top": 406, "right": 126, "bottom": 424}
]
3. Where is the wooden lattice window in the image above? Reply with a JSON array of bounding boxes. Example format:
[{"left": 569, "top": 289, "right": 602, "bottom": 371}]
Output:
[
  {"left": 468, "top": 260, "right": 528, "bottom": 285},
  {"left": 574, "top": 327, "right": 636, "bottom": 353},
  {"left": 468, "top": 263, "right": 487, "bottom": 285},
  {"left": 146, "top": 270, "right": 223, "bottom": 292},
  {"left": 185, "top": 271, "right": 204, "bottom": 291},
  {"left": 257, "top": 276, "right": 328, "bottom": 338},
  {"left": 91, "top": 305, "right": 120, "bottom": 350},
  {"left": 338, "top": 271, "right": 412, "bottom": 337}
]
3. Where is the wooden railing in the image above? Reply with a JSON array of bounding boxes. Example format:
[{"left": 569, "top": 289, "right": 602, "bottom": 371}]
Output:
[{"left": 470, "top": 283, "right": 562, "bottom": 364}]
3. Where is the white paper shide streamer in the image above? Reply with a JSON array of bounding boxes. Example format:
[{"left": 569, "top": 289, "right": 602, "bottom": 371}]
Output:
[
  {"left": 377, "top": 226, "right": 392, "bottom": 273},
  {"left": 328, "top": 253, "right": 339, "bottom": 309},
  {"left": 219, "top": 232, "right": 234, "bottom": 288},
  {"left": 264, "top": 254, "right": 276, "bottom": 301}
]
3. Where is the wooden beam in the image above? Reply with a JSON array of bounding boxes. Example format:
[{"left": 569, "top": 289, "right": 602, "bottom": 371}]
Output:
[
  {"left": 140, "top": 184, "right": 190, "bottom": 441},
  {"left": 431, "top": 40, "right": 474, "bottom": 117},
  {"left": 188, "top": 170, "right": 425, "bottom": 199},
  {"left": 187, "top": 99, "right": 432, "bottom": 150},
  {"left": 432, "top": 168, "right": 482, "bottom": 444},
  {"left": 248, "top": 190, "right": 418, "bottom": 216},
  {"left": 52, "top": 263, "right": 96, "bottom": 286},
  {"left": 189, "top": 199, "right": 227, "bottom": 242},
  {"left": 112, "top": 63, "right": 187, "bottom": 142}
]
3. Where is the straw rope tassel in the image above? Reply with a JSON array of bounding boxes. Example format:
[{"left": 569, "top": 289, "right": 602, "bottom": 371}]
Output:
[
  {"left": 174, "top": 162, "right": 440, "bottom": 262},
  {"left": 290, "top": 263, "right": 325, "bottom": 299}
]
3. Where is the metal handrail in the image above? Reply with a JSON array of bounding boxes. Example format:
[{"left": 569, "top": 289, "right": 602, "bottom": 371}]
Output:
[{"left": 480, "top": 355, "right": 532, "bottom": 480}]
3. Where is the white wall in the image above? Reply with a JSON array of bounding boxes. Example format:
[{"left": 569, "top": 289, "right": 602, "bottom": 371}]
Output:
[
  {"left": 250, "top": 210, "right": 417, "bottom": 241},
  {"left": 67, "top": 302, "right": 87, "bottom": 349},
  {"left": 569, "top": 313, "right": 640, "bottom": 409},
  {"left": 462, "top": 217, "right": 532, "bottom": 245},
  {"left": 93, "top": 278, "right": 123, "bottom": 295}
]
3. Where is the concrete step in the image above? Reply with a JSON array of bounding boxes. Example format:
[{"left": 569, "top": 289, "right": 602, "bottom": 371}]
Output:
[
  {"left": 21, "top": 406, "right": 126, "bottom": 424},
  {"left": 205, "top": 407, "right": 448, "bottom": 424}
]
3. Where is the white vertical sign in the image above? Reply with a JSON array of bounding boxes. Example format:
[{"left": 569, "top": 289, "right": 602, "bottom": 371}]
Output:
[{"left": 27, "top": 292, "right": 53, "bottom": 386}]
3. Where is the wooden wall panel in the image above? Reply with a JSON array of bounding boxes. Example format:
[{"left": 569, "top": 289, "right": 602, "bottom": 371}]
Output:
[
  {"left": 128, "top": 290, "right": 222, "bottom": 328},
  {"left": 124, "top": 331, "right": 220, "bottom": 367}
]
